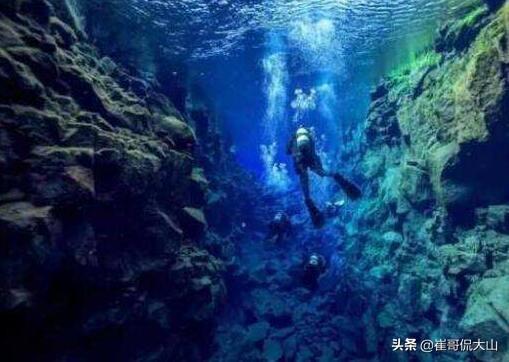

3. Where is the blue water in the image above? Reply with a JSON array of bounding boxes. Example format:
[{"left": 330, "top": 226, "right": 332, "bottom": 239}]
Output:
[
  {"left": 83, "top": 0, "right": 464, "bottom": 179},
  {"left": 69, "top": 0, "right": 473, "bottom": 359}
]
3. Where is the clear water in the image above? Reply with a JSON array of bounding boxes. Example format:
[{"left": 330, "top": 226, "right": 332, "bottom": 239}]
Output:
[
  {"left": 84, "top": 0, "right": 464, "bottom": 178},
  {"left": 4, "top": 0, "right": 503, "bottom": 360},
  {"left": 72, "top": 1, "right": 482, "bottom": 358}
]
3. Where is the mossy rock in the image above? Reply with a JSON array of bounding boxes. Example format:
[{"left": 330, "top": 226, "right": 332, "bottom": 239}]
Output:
[
  {"left": 155, "top": 116, "right": 196, "bottom": 151},
  {"left": 460, "top": 276, "right": 509, "bottom": 341},
  {"left": 439, "top": 243, "right": 486, "bottom": 275}
]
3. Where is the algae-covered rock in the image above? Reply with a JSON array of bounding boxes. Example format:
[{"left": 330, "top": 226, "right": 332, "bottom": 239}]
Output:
[
  {"left": 155, "top": 115, "right": 196, "bottom": 151},
  {"left": 476, "top": 205, "right": 509, "bottom": 233},
  {"left": 439, "top": 243, "right": 486, "bottom": 275},
  {"left": 0, "top": 1, "right": 221, "bottom": 359},
  {"left": 460, "top": 276, "right": 509, "bottom": 341},
  {"left": 169, "top": 246, "right": 226, "bottom": 322},
  {"left": 435, "top": 1, "right": 490, "bottom": 53},
  {"left": 344, "top": 3, "right": 509, "bottom": 360}
]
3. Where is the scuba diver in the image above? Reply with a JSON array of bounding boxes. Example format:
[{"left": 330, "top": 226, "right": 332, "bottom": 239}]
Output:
[
  {"left": 325, "top": 199, "right": 346, "bottom": 218},
  {"left": 266, "top": 211, "right": 292, "bottom": 243},
  {"left": 287, "top": 126, "right": 361, "bottom": 228},
  {"left": 302, "top": 252, "right": 327, "bottom": 290}
]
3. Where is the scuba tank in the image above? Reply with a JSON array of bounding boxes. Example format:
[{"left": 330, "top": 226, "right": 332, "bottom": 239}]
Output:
[{"left": 295, "top": 127, "right": 312, "bottom": 152}]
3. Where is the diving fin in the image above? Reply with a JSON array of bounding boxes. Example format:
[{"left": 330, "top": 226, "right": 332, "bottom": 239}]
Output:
[
  {"left": 333, "top": 173, "right": 362, "bottom": 200},
  {"left": 305, "top": 199, "right": 325, "bottom": 229}
]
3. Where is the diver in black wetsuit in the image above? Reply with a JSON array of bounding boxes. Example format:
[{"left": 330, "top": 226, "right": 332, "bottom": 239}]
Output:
[
  {"left": 302, "top": 252, "right": 327, "bottom": 290},
  {"left": 287, "top": 126, "right": 362, "bottom": 228},
  {"left": 266, "top": 211, "right": 292, "bottom": 243}
]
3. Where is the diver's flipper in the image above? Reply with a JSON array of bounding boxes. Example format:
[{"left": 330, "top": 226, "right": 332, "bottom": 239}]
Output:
[
  {"left": 311, "top": 210, "right": 325, "bottom": 228},
  {"left": 333, "top": 173, "right": 362, "bottom": 200},
  {"left": 305, "top": 199, "right": 325, "bottom": 228}
]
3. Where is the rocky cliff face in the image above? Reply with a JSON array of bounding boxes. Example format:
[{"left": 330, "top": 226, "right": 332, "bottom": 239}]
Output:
[
  {"left": 0, "top": 1, "right": 226, "bottom": 360},
  {"left": 345, "top": 1, "right": 509, "bottom": 360}
]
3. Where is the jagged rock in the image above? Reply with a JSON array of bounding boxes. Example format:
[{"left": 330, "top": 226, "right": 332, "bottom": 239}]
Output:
[
  {"left": 382, "top": 231, "right": 403, "bottom": 248},
  {"left": 0, "top": 3, "right": 224, "bottom": 360},
  {"left": 460, "top": 276, "right": 509, "bottom": 341},
  {"left": 399, "top": 161, "right": 434, "bottom": 211},
  {"left": 27, "top": 146, "right": 96, "bottom": 205},
  {"left": 263, "top": 339, "right": 283, "bottom": 361},
  {"left": 155, "top": 116, "right": 196, "bottom": 152},
  {"left": 187, "top": 167, "right": 208, "bottom": 205},
  {"left": 0, "top": 201, "right": 54, "bottom": 236},
  {"left": 49, "top": 16, "right": 77, "bottom": 48},
  {"left": 318, "top": 346, "right": 335, "bottom": 362},
  {"left": 0, "top": 287, "right": 32, "bottom": 310},
  {"left": 269, "top": 326, "right": 292, "bottom": 339},
  {"left": 435, "top": 2, "right": 490, "bottom": 53},
  {"left": 345, "top": 3, "right": 509, "bottom": 360},
  {"left": 439, "top": 243, "right": 486, "bottom": 275},
  {"left": 245, "top": 321, "right": 270, "bottom": 344},
  {"left": 155, "top": 209, "right": 183, "bottom": 237},
  {"left": 281, "top": 335, "right": 297, "bottom": 360},
  {"left": 169, "top": 246, "right": 225, "bottom": 322},
  {"left": 476, "top": 205, "right": 509, "bottom": 233},
  {"left": 296, "top": 346, "right": 314, "bottom": 362},
  {"left": 179, "top": 206, "right": 207, "bottom": 239}
]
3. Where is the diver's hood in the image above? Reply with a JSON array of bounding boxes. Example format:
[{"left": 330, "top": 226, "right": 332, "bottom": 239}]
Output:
[{"left": 309, "top": 255, "right": 319, "bottom": 266}]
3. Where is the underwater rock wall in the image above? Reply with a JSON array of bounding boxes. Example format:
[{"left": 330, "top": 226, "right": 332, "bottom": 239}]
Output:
[
  {"left": 346, "top": 1, "right": 508, "bottom": 360},
  {"left": 0, "top": 1, "right": 225, "bottom": 360}
]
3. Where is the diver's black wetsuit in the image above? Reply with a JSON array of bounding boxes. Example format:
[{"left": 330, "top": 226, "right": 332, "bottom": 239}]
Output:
[
  {"left": 302, "top": 253, "right": 327, "bottom": 290},
  {"left": 266, "top": 212, "right": 292, "bottom": 243},
  {"left": 287, "top": 130, "right": 331, "bottom": 227},
  {"left": 287, "top": 128, "right": 362, "bottom": 228},
  {"left": 287, "top": 133, "right": 332, "bottom": 202}
]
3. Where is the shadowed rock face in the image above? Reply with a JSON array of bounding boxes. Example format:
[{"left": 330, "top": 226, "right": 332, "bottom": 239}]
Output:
[
  {"left": 0, "top": 1, "right": 225, "bottom": 360},
  {"left": 344, "top": 2, "right": 509, "bottom": 361}
]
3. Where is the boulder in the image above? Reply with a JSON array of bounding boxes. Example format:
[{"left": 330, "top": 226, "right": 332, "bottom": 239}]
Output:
[
  {"left": 263, "top": 339, "right": 283, "bottom": 361},
  {"left": 0, "top": 201, "right": 54, "bottom": 238},
  {"left": 476, "top": 205, "right": 509, "bottom": 233},
  {"left": 439, "top": 243, "right": 486, "bottom": 276},
  {"left": 460, "top": 276, "right": 509, "bottom": 341},
  {"left": 169, "top": 246, "right": 226, "bottom": 322},
  {"left": 178, "top": 207, "right": 207, "bottom": 239},
  {"left": 245, "top": 321, "right": 270, "bottom": 344},
  {"left": 155, "top": 116, "right": 196, "bottom": 152},
  {"left": 282, "top": 335, "right": 297, "bottom": 360}
]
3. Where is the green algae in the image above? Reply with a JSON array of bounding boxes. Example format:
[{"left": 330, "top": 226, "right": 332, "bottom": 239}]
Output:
[{"left": 388, "top": 50, "right": 442, "bottom": 82}]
